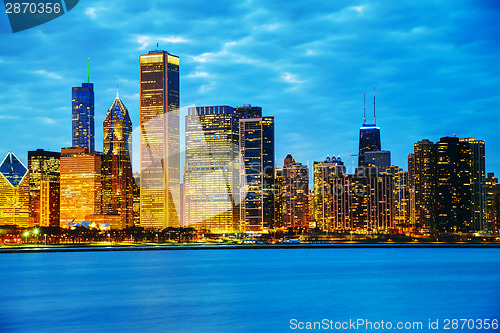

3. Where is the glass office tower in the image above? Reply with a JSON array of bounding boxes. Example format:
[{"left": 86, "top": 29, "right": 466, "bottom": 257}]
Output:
[
  {"left": 184, "top": 105, "right": 241, "bottom": 233},
  {"left": 139, "top": 50, "right": 180, "bottom": 229},
  {"left": 72, "top": 82, "right": 95, "bottom": 152},
  {"left": 102, "top": 93, "right": 134, "bottom": 229},
  {"left": 239, "top": 113, "right": 275, "bottom": 232}
]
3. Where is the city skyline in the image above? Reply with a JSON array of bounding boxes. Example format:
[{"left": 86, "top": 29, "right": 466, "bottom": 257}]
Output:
[{"left": 0, "top": 0, "right": 499, "bottom": 177}]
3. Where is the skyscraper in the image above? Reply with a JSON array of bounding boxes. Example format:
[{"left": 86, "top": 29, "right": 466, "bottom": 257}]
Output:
[
  {"left": 460, "top": 138, "right": 486, "bottom": 231},
  {"left": 435, "top": 136, "right": 465, "bottom": 232},
  {"left": 139, "top": 50, "right": 180, "bottom": 229},
  {"left": 0, "top": 152, "right": 29, "bottom": 227},
  {"left": 485, "top": 173, "right": 499, "bottom": 233},
  {"left": 184, "top": 105, "right": 241, "bottom": 233},
  {"left": 413, "top": 139, "right": 436, "bottom": 230},
  {"left": 281, "top": 154, "right": 309, "bottom": 230},
  {"left": 313, "top": 156, "right": 348, "bottom": 232},
  {"left": 72, "top": 78, "right": 95, "bottom": 152},
  {"left": 102, "top": 92, "right": 134, "bottom": 229},
  {"left": 27, "top": 149, "right": 60, "bottom": 226},
  {"left": 386, "top": 166, "right": 410, "bottom": 232},
  {"left": 238, "top": 106, "right": 275, "bottom": 233},
  {"left": 358, "top": 90, "right": 381, "bottom": 166},
  {"left": 364, "top": 150, "right": 391, "bottom": 171}
]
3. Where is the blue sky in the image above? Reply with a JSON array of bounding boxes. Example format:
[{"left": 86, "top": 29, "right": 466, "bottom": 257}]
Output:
[{"left": 0, "top": 0, "right": 499, "bottom": 176}]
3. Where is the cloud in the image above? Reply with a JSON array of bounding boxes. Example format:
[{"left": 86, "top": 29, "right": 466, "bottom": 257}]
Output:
[
  {"left": 136, "top": 35, "right": 188, "bottom": 50},
  {"left": 34, "top": 70, "right": 62, "bottom": 80},
  {"left": 281, "top": 72, "right": 303, "bottom": 84},
  {"left": 37, "top": 117, "right": 57, "bottom": 125},
  {"left": 185, "top": 71, "right": 211, "bottom": 79}
]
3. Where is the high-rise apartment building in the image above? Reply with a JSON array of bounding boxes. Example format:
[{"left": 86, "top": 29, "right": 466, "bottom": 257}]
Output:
[
  {"left": 27, "top": 149, "right": 60, "bottom": 226},
  {"left": 281, "top": 154, "right": 309, "bottom": 230},
  {"left": 485, "top": 173, "right": 499, "bottom": 233},
  {"left": 102, "top": 92, "right": 134, "bottom": 229},
  {"left": 238, "top": 106, "right": 275, "bottom": 233},
  {"left": 460, "top": 138, "right": 486, "bottom": 231},
  {"left": 139, "top": 50, "right": 180, "bottom": 229},
  {"left": 313, "top": 158, "right": 393, "bottom": 233},
  {"left": 413, "top": 139, "right": 436, "bottom": 230},
  {"left": 386, "top": 166, "right": 410, "bottom": 232},
  {"left": 313, "top": 156, "right": 348, "bottom": 232},
  {"left": 59, "top": 147, "right": 101, "bottom": 228},
  {"left": 435, "top": 136, "right": 470, "bottom": 232},
  {"left": 72, "top": 82, "right": 95, "bottom": 152},
  {"left": 184, "top": 105, "right": 241, "bottom": 233},
  {"left": 0, "top": 152, "right": 29, "bottom": 227}
]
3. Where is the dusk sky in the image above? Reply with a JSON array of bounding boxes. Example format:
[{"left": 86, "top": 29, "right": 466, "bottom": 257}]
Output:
[{"left": 1, "top": 0, "right": 499, "bottom": 176}]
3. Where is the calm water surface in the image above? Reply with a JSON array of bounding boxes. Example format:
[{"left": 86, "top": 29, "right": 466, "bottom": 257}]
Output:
[{"left": 1, "top": 248, "right": 499, "bottom": 333}]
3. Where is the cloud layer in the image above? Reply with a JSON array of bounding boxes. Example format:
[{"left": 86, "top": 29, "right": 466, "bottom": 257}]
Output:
[{"left": 0, "top": 0, "right": 499, "bottom": 176}]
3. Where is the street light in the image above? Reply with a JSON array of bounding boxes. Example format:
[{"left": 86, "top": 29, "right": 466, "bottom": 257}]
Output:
[
  {"left": 34, "top": 228, "right": 39, "bottom": 246},
  {"left": 23, "top": 231, "right": 29, "bottom": 244},
  {"left": 44, "top": 234, "right": 47, "bottom": 246}
]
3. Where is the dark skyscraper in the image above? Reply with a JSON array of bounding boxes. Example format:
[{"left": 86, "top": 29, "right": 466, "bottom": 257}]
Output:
[
  {"left": 413, "top": 139, "right": 436, "bottom": 230},
  {"left": 102, "top": 92, "right": 134, "bottom": 229},
  {"left": 72, "top": 71, "right": 95, "bottom": 152},
  {"left": 358, "top": 90, "right": 381, "bottom": 166},
  {"left": 238, "top": 105, "right": 275, "bottom": 232}
]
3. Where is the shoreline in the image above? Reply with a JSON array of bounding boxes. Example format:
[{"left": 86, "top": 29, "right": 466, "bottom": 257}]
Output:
[{"left": 2, "top": 242, "right": 500, "bottom": 253}]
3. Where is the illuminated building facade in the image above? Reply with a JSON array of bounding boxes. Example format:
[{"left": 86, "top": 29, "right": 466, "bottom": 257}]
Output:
[
  {"left": 358, "top": 125, "right": 381, "bottom": 166},
  {"left": 139, "top": 50, "right": 180, "bottom": 229},
  {"left": 313, "top": 158, "right": 393, "bottom": 233},
  {"left": 239, "top": 109, "right": 275, "bottom": 232},
  {"left": 460, "top": 138, "right": 486, "bottom": 231},
  {"left": 386, "top": 166, "right": 410, "bottom": 231},
  {"left": 313, "top": 156, "right": 348, "bottom": 232},
  {"left": 72, "top": 82, "right": 95, "bottom": 152},
  {"left": 281, "top": 154, "right": 309, "bottom": 230},
  {"left": 485, "top": 173, "right": 499, "bottom": 233},
  {"left": 435, "top": 136, "right": 469, "bottom": 232},
  {"left": 364, "top": 150, "right": 391, "bottom": 171},
  {"left": 40, "top": 180, "right": 59, "bottom": 227},
  {"left": 102, "top": 93, "right": 134, "bottom": 229},
  {"left": 184, "top": 106, "right": 240, "bottom": 233},
  {"left": 0, "top": 152, "right": 29, "bottom": 227},
  {"left": 274, "top": 168, "right": 283, "bottom": 229},
  {"left": 27, "top": 149, "right": 60, "bottom": 226},
  {"left": 59, "top": 147, "right": 101, "bottom": 228},
  {"left": 413, "top": 139, "right": 436, "bottom": 230}
]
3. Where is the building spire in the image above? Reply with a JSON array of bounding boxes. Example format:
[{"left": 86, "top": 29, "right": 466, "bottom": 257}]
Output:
[
  {"left": 363, "top": 91, "right": 366, "bottom": 125},
  {"left": 373, "top": 85, "right": 376, "bottom": 125},
  {"left": 87, "top": 58, "right": 90, "bottom": 84},
  {"left": 116, "top": 85, "right": 119, "bottom": 98}
]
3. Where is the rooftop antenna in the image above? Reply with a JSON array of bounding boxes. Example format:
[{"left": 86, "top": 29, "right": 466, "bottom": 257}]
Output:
[
  {"left": 87, "top": 58, "right": 90, "bottom": 83},
  {"left": 373, "top": 85, "right": 376, "bottom": 125},
  {"left": 116, "top": 85, "right": 119, "bottom": 98},
  {"left": 363, "top": 91, "right": 366, "bottom": 125}
]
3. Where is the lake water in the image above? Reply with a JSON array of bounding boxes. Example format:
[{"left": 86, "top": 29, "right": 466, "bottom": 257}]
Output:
[{"left": 1, "top": 248, "right": 499, "bottom": 333}]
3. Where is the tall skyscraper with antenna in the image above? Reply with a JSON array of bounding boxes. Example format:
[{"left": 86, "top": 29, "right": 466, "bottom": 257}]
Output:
[
  {"left": 72, "top": 58, "right": 95, "bottom": 152},
  {"left": 358, "top": 87, "right": 381, "bottom": 166}
]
